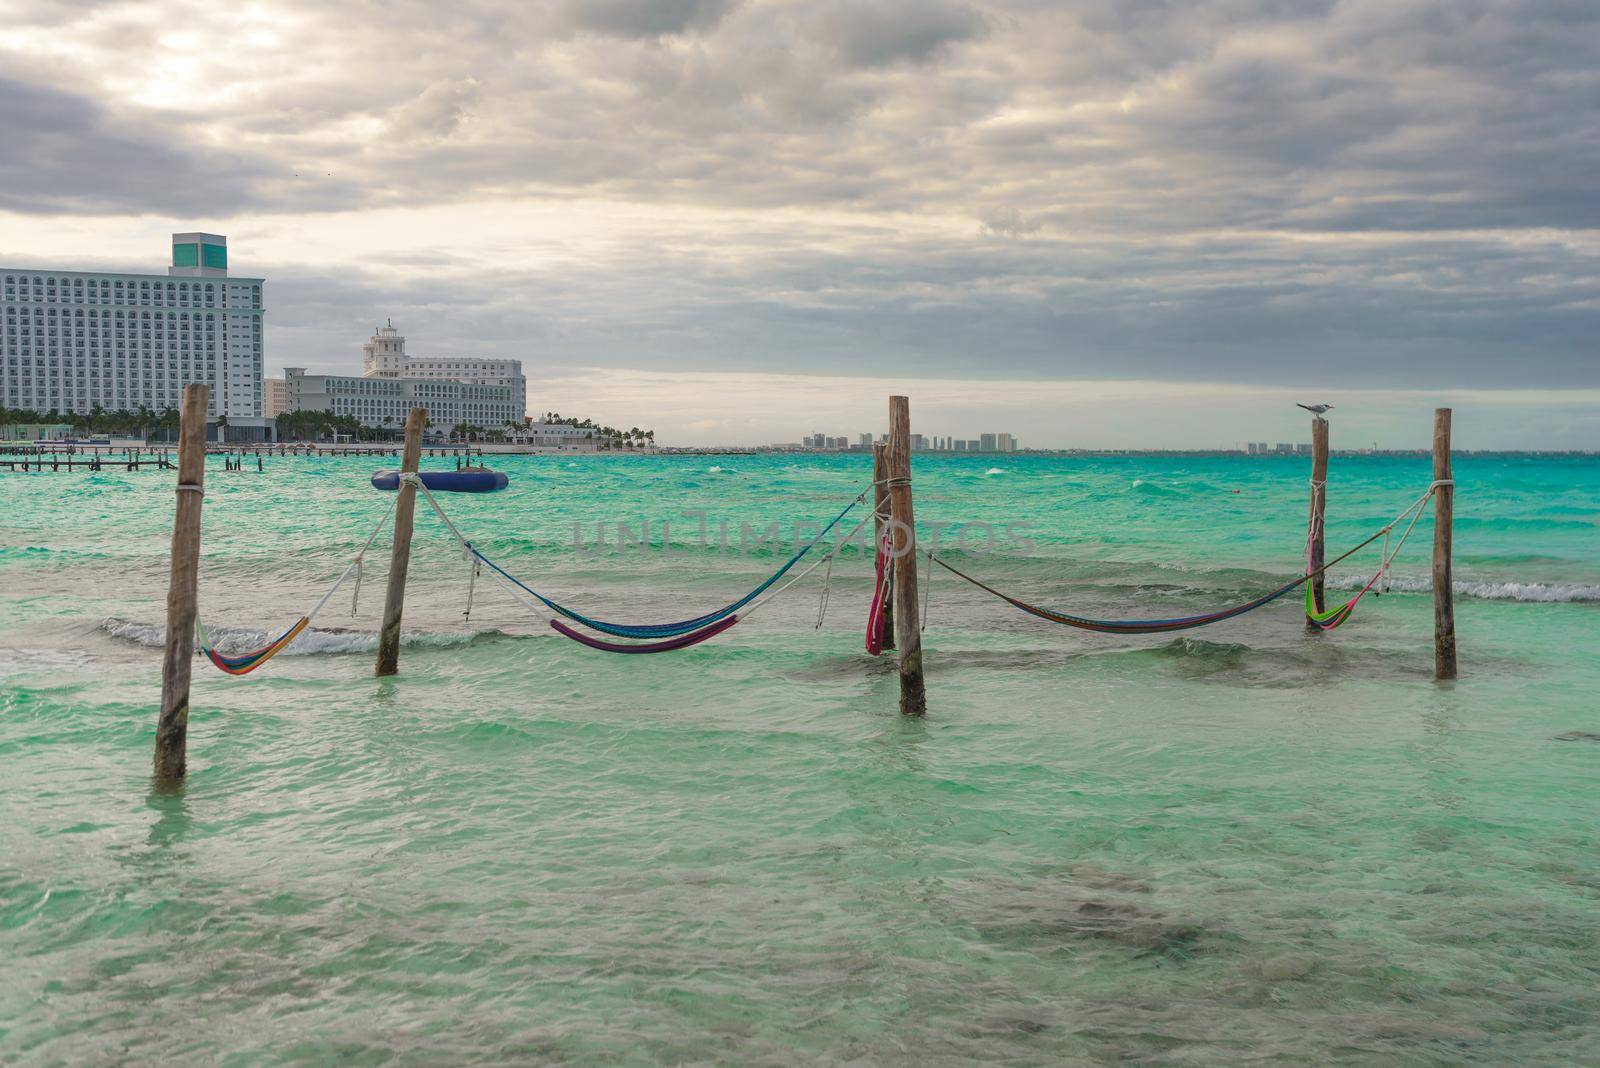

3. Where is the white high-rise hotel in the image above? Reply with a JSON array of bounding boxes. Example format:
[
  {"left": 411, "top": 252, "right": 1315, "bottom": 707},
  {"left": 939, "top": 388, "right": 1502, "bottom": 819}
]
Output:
[{"left": 1, "top": 234, "right": 263, "bottom": 418}]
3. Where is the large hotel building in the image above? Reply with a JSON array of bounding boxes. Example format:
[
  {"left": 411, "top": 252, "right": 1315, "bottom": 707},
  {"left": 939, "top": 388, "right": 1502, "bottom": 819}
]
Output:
[
  {"left": 1, "top": 233, "right": 264, "bottom": 420},
  {"left": 284, "top": 321, "right": 525, "bottom": 433}
]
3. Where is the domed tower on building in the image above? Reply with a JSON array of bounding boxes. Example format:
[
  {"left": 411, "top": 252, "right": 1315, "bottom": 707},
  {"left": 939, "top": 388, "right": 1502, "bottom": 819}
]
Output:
[{"left": 362, "top": 319, "right": 407, "bottom": 378}]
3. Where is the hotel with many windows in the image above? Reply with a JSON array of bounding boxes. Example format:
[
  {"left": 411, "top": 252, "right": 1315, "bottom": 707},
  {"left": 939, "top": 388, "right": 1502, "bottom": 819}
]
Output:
[
  {"left": 285, "top": 322, "right": 524, "bottom": 434},
  {"left": 1, "top": 234, "right": 264, "bottom": 420}
]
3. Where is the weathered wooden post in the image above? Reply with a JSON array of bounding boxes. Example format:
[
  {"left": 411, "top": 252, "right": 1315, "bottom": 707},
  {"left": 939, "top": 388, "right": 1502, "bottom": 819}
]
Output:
[
  {"left": 1432, "top": 408, "right": 1456, "bottom": 679},
  {"left": 871, "top": 441, "right": 894, "bottom": 650},
  {"left": 376, "top": 407, "right": 426, "bottom": 677},
  {"left": 1306, "top": 416, "right": 1330, "bottom": 625},
  {"left": 154, "top": 383, "right": 209, "bottom": 782},
  {"left": 887, "top": 396, "right": 926, "bottom": 715}
]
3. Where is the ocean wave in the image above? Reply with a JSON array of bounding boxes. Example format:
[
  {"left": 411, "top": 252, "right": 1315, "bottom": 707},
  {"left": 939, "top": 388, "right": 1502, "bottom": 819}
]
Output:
[
  {"left": 1323, "top": 576, "right": 1600, "bottom": 602},
  {"left": 100, "top": 618, "right": 503, "bottom": 656},
  {"left": 985, "top": 468, "right": 1007, "bottom": 477}
]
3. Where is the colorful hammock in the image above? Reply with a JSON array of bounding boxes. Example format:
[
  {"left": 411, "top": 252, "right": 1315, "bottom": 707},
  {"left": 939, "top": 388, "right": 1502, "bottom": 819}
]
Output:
[
  {"left": 198, "top": 617, "right": 308, "bottom": 675},
  {"left": 459, "top": 492, "right": 865, "bottom": 640},
  {"left": 1305, "top": 582, "right": 1358, "bottom": 630}
]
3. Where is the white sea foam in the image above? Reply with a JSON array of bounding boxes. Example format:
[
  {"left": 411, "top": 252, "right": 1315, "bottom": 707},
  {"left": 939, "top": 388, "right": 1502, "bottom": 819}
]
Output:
[
  {"left": 1323, "top": 576, "right": 1600, "bottom": 602},
  {"left": 100, "top": 618, "right": 501, "bottom": 655},
  {"left": 986, "top": 468, "right": 1006, "bottom": 476}
]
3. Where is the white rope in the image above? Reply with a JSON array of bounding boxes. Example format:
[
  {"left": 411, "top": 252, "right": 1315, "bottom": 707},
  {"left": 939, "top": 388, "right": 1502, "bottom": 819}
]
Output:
[
  {"left": 921, "top": 547, "right": 933, "bottom": 632},
  {"left": 743, "top": 512, "right": 871, "bottom": 620},
  {"left": 407, "top": 475, "right": 477, "bottom": 554},
  {"left": 347, "top": 498, "right": 396, "bottom": 617},
  {"left": 1379, "top": 525, "right": 1392, "bottom": 594},
  {"left": 1373, "top": 488, "right": 1435, "bottom": 586},
  {"left": 306, "top": 495, "right": 398, "bottom": 623},
  {"left": 815, "top": 551, "right": 834, "bottom": 629},
  {"left": 1306, "top": 478, "right": 1327, "bottom": 551},
  {"left": 406, "top": 476, "right": 560, "bottom": 626}
]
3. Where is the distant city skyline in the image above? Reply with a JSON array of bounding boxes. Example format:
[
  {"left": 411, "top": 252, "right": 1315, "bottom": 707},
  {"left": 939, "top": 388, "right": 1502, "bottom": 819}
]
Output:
[{"left": 2, "top": 1, "right": 1596, "bottom": 448}]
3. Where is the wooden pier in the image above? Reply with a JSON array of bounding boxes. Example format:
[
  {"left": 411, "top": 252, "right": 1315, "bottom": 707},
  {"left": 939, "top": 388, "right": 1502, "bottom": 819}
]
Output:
[
  {"left": 0, "top": 448, "right": 174, "bottom": 472},
  {"left": 1, "top": 441, "right": 484, "bottom": 473}
]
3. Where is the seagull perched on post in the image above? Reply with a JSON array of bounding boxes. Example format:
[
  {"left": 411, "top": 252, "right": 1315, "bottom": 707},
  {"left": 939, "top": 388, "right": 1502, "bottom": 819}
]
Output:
[{"left": 1297, "top": 403, "right": 1333, "bottom": 419}]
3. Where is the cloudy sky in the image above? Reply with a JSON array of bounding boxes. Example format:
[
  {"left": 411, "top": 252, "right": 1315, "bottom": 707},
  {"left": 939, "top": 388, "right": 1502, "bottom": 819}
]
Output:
[{"left": 2, "top": 0, "right": 1596, "bottom": 447}]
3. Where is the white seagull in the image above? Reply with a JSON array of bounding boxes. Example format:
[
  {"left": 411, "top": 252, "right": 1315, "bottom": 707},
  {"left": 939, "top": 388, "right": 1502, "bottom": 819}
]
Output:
[{"left": 1297, "top": 403, "right": 1334, "bottom": 418}]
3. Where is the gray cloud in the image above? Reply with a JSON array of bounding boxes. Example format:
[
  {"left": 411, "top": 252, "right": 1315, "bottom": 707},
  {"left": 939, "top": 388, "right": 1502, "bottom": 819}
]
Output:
[
  {"left": 0, "top": 76, "right": 277, "bottom": 216},
  {"left": 386, "top": 79, "right": 483, "bottom": 141},
  {"left": 564, "top": 0, "right": 738, "bottom": 38},
  {"left": 810, "top": 0, "right": 988, "bottom": 68},
  {"left": 0, "top": 0, "right": 1596, "bottom": 397},
  {"left": 205, "top": 221, "right": 1593, "bottom": 395}
]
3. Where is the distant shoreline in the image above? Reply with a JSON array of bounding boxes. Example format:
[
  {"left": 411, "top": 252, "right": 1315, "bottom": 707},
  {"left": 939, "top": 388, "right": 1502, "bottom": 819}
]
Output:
[{"left": 655, "top": 447, "right": 1598, "bottom": 458}]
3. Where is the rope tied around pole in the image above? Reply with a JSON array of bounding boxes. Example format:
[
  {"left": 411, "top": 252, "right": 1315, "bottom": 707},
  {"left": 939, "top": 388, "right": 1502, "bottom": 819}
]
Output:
[{"left": 175, "top": 483, "right": 205, "bottom": 496}]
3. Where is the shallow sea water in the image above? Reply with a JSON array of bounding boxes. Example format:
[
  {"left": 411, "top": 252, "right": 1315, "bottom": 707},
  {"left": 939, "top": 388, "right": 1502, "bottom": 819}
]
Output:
[{"left": 2, "top": 452, "right": 1597, "bottom": 1064}]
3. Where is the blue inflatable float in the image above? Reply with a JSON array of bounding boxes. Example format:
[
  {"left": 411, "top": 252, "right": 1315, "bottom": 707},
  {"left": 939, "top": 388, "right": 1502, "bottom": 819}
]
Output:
[{"left": 370, "top": 468, "right": 509, "bottom": 493}]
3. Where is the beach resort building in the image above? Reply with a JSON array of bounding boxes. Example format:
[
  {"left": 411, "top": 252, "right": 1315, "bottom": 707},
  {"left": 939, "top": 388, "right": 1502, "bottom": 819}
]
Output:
[
  {"left": 284, "top": 322, "right": 525, "bottom": 434},
  {"left": 508, "top": 419, "right": 599, "bottom": 449},
  {"left": 1, "top": 233, "right": 266, "bottom": 425},
  {"left": 263, "top": 376, "right": 288, "bottom": 418},
  {"left": 361, "top": 320, "right": 525, "bottom": 395}
]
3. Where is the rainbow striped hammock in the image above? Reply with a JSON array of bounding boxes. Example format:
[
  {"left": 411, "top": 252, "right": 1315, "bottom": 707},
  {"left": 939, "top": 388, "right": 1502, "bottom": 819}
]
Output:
[{"left": 198, "top": 617, "right": 310, "bottom": 675}]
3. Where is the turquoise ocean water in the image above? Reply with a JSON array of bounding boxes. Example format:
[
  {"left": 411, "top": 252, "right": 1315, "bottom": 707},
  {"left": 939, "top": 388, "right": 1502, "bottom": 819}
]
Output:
[{"left": 2, "top": 451, "right": 1597, "bottom": 1063}]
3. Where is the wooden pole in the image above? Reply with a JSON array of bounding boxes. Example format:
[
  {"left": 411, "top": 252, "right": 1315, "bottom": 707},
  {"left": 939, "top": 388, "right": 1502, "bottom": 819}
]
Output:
[
  {"left": 1432, "top": 408, "right": 1456, "bottom": 679},
  {"left": 871, "top": 441, "right": 894, "bottom": 651},
  {"left": 154, "top": 384, "right": 209, "bottom": 782},
  {"left": 376, "top": 407, "right": 426, "bottom": 677},
  {"left": 887, "top": 396, "right": 926, "bottom": 715},
  {"left": 1306, "top": 416, "right": 1330, "bottom": 625}
]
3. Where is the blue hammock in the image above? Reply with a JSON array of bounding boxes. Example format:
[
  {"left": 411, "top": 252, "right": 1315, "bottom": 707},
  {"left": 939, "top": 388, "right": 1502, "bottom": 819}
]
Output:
[{"left": 469, "top": 493, "right": 864, "bottom": 639}]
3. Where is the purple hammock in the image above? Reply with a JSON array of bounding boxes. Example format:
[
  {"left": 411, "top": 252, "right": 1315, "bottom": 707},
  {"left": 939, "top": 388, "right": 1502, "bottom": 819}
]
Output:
[{"left": 549, "top": 614, "right": 740, "bottom": 653}]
